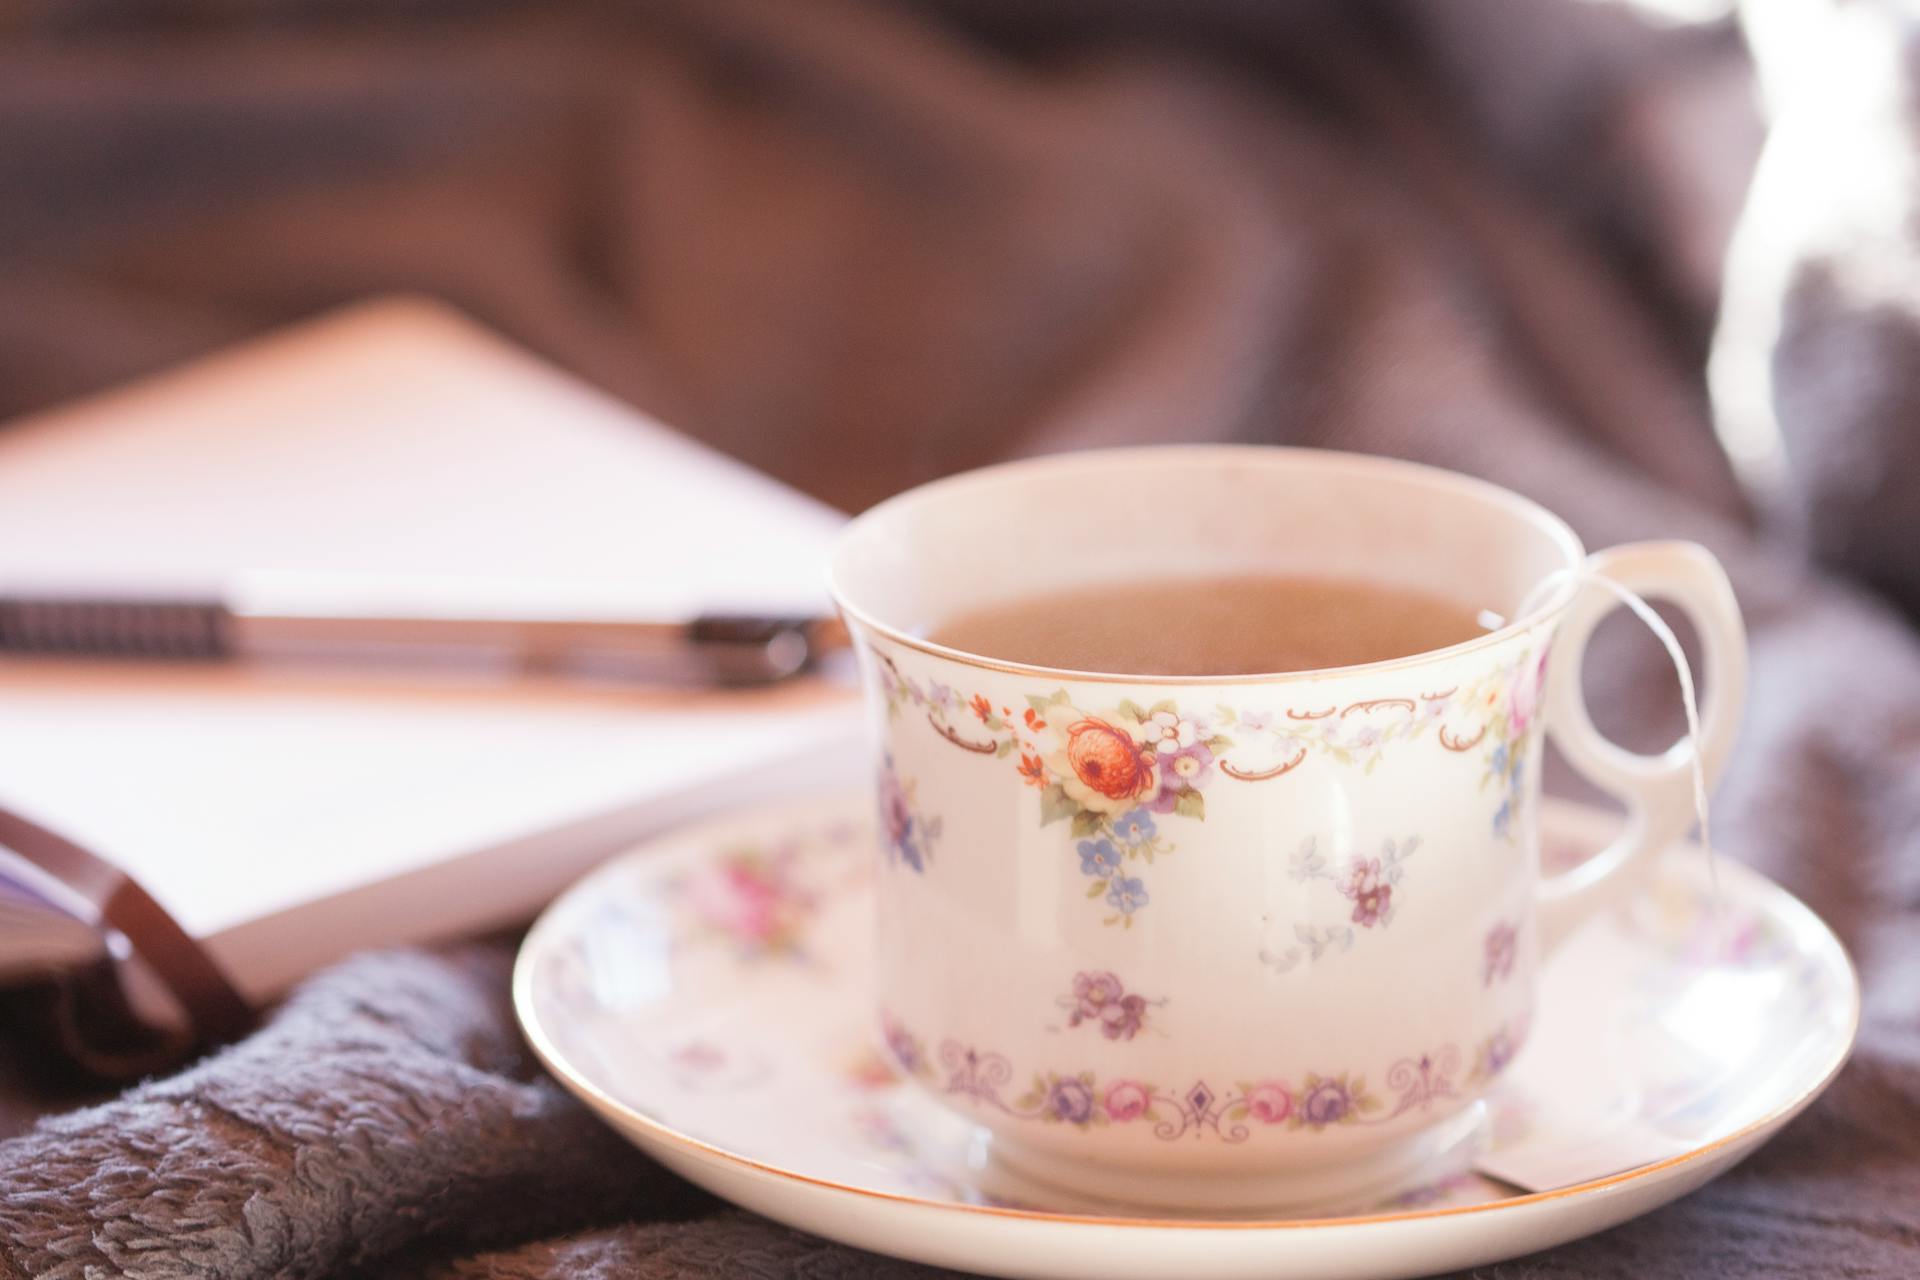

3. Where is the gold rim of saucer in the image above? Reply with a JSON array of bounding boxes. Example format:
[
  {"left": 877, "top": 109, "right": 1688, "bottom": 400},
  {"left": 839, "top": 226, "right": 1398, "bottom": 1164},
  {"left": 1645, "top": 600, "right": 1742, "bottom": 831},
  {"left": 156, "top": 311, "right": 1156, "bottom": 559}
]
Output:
[{"left": 827, "top": 446, "right": 1586, "bottom": 687}]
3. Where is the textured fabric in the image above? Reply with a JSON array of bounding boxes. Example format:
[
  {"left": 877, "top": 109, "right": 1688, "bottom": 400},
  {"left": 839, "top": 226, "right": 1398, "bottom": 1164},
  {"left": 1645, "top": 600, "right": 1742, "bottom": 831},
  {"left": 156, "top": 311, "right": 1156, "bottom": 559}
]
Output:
[
  {"left": 3, "top": 0, "right": 1919, "bottom": 1276},
  {"left": 0, "top": 951, "right": 718, "bottom": 1279}
]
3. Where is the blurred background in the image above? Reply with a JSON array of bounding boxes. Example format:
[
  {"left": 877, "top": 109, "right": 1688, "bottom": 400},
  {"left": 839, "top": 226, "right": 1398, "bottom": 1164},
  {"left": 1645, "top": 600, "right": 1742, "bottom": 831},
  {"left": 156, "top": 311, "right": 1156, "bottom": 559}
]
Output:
[
  {"left": 5, "top": 0, "right": 1909, "bottom": 551},
  {"left": 4, "top": 0, "right": 1920, "bottom": 840},
  {"left": 4, "top": 4, "right": 1920, "bottom": 1272}
]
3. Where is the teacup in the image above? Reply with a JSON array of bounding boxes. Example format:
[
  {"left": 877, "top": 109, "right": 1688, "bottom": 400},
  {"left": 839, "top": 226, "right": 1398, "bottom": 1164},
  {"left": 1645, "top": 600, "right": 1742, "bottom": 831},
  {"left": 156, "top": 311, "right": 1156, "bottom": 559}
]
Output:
[{"left": 828, "top": 447, "right": 1746, "bottom": 1212}]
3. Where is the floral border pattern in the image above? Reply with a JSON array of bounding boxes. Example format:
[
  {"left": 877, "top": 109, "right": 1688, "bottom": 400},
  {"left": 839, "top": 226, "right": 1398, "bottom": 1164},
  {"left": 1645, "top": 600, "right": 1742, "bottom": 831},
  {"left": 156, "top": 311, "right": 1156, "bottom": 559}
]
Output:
[
  {"left": 874, "top": 644, "right": 1548, "bottom": 923},
  {"left": 883, "top": 1014, "right": 1528, "bottom": 1141}
]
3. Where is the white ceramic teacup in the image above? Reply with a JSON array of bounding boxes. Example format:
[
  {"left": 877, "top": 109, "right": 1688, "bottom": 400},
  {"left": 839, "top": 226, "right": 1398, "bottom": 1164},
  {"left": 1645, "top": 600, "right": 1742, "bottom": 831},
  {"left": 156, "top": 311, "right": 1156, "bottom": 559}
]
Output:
[{"left": 829, "top": 447, "right": 1747, "bottom": 1212}]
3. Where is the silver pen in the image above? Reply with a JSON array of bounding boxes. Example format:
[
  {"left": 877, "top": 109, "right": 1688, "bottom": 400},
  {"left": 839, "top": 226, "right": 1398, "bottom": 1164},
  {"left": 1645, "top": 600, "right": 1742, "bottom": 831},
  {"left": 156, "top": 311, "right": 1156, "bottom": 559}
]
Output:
[{"left": 0, "top": 572, "right": 848, "bottom": 685}]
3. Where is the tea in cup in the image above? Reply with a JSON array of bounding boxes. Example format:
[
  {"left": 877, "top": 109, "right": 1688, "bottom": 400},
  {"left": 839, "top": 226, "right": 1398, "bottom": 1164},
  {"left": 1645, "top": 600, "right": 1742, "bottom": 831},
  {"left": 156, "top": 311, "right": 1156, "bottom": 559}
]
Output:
[{"left": 829, "top": 447, "right": 1745, "bottom": 1211}]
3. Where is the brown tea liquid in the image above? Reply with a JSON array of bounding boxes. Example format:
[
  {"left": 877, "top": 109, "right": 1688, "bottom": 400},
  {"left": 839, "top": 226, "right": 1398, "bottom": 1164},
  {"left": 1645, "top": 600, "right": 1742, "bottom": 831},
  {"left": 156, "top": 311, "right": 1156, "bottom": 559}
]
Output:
[{"left": 928, "top": 575, "right": 1488, "bottom": 676}]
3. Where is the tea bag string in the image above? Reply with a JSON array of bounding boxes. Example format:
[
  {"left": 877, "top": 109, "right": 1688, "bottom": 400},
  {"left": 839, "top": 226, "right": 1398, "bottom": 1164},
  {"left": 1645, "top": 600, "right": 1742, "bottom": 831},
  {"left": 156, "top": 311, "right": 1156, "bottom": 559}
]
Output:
[{"left": 1510, "top": 567, "right": 1721, "bottom": 954}]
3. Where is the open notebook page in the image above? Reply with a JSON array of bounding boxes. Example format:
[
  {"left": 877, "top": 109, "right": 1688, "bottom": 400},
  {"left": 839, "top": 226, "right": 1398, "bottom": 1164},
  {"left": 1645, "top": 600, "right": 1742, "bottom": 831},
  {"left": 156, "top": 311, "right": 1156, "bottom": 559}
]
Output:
[{"left": 0, "top": 298, "right": 864, "bottom": 999}]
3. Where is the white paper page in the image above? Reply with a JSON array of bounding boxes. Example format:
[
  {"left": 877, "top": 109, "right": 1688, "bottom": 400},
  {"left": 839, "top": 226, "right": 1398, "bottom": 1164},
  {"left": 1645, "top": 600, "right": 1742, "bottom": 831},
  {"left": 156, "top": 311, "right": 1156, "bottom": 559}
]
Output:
[
  {"left": 0, "top": 299, "right": 867, "bottom": 987},
  {"left": 0, "top": 661, "right": 858, "bottom": 940},
  {"left": 0, "top": 297, "right": 839, "bottom": 614}
]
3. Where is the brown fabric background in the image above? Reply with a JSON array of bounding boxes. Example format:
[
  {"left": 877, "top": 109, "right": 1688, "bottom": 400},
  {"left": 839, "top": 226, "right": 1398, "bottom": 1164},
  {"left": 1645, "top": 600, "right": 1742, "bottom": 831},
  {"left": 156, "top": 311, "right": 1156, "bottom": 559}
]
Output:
[{"left": 3, "top": 0, "right": 1918, "bottom": 1276}]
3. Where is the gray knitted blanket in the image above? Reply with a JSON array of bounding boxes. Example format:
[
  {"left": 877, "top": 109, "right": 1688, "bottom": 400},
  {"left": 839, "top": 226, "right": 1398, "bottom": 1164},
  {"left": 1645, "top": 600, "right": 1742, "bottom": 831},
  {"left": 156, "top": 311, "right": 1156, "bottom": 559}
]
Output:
[{"left": 4, "top": 0, "right": 1919, "bottom": 1276}]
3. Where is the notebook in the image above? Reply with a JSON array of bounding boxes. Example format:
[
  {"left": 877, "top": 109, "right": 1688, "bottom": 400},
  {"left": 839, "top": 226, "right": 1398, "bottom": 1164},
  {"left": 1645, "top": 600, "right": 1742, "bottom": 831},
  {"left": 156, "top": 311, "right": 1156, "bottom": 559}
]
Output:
[{"left": 0, "top": 298, "right": 864, "bottom": 1002}]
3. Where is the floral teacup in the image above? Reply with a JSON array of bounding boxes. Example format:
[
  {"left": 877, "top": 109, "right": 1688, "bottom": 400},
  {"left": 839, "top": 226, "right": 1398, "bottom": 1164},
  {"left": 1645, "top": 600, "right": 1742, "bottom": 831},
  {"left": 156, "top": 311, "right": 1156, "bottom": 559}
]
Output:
[{"left": 829, "top": 447, "right": 1747, "bottom": 1211}]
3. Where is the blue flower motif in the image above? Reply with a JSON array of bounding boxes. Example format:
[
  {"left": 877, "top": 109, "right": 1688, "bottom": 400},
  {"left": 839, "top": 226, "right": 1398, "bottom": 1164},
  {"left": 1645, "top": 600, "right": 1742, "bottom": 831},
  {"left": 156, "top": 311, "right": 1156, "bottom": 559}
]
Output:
[
  {"left": 1113, "top": 808, "right": 1157, "bottom": 847},
  {"left": 1078, "top": 839, "right": 1121, "bottom": 878},
  {"left": 1492, "top": 800, "right": 1512, "bottom": 839},
  {"left": 1490, "top": 743, "right": 1509, "bottom": 775},
  {"left": 1107, "top": 876, "right": 1149, "bottom": 915}
]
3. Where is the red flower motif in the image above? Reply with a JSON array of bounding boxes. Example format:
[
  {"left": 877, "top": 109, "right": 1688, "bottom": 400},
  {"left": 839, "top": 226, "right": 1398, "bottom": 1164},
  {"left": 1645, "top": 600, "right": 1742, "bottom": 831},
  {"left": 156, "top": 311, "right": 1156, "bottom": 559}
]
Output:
[
  {"left": 1023, "top": 707, "right": 1047, "bottom": 731},
  {"left": 1017, "top": 752, "right": 1048, "bottom": 788},
  {"left": 970, "top": 694, "right": 993, "bottom": 721},
  {"left": 1064, "top": 718, "right": 1154, "bottom": 801}
]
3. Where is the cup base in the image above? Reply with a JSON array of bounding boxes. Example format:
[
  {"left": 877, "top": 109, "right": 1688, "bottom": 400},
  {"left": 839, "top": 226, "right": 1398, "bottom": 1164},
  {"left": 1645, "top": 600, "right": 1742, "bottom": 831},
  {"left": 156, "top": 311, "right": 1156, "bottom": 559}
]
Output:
[{"left": 976, "top": 1103, "right": 1488, "bottom": 1217}]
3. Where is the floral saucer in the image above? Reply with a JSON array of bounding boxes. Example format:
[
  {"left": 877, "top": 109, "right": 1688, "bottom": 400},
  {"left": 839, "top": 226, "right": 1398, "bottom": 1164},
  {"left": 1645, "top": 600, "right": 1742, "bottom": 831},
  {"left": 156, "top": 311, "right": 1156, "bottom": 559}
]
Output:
[{"left": 514, "top": 794, "right": 1857, "bottom": 1280}]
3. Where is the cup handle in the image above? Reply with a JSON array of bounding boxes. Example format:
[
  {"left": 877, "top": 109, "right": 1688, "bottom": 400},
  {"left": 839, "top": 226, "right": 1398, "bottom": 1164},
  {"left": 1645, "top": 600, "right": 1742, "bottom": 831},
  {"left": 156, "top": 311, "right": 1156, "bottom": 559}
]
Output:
[{"left": 1537, "top": 541, "right": 1749, "bottom": 953}]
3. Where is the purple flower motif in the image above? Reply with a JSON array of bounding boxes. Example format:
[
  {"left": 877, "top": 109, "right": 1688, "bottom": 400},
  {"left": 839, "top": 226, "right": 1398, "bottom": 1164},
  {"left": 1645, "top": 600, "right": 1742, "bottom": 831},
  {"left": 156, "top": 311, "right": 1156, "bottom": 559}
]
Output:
[
  {"left": 1113, "top": 808, "right": 1157, "bottom": 847},
  {"left": 1239, "top": 709, "right": 1273, "bottom": 733},
  {"left": 878, "top": 757, "right": 923, "bottom": 873},
  {"left": 927, "top": 679, "right": 953, "bottom": 709},
  {"left": 1078, "top": 839, "right": 1121, "bottom": 878},
  {"left": 1337, "top": 857, "right": 1392, "bottom": 927},
  {"left": 884, "top": 1022, "right": 920, "bottom": 1074},
  {"left": 1146, "top": 743, "right": 1215, "bottom": 811},
  {"left": 1100, "top": 995, "right": 1149, "bottom": 1041},
  {"left": 1300, "top": 1079, "right": 1353, "bottom": 1127},
  {"left": 1485, "top": 1029, "right": 1517, "bottom": 1077},
  {"left": 1069, "top": 971, "right": 1124, "bottom": 1022},
  {"left": 1047, "top": 1077, "right": 1095, "bottom": 1124},
  {"left": 1106, "top": 876, "right": 1149, "bottom": 915},
  {"left": 1065, "top": 971, "right": 1153, "bottom": 1039},
  {"left": 1483, "top": 921, "right": 1518, "bottom": 986}
]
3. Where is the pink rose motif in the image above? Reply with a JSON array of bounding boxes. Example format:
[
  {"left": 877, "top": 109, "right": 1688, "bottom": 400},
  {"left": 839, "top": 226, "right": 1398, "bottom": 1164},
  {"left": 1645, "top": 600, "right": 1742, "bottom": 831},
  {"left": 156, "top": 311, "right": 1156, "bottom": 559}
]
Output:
[
  {"left": 691, "top": 862, "right": 782, "bottom": 942},
  {"left": 1509, "top": 650, "right": 1549, "bottom": 739},
  {"left": 1245, "top": 1081, "right": 1293, "bottom": 1124},
  {"left": 1337, "top": 857, "right": 1393, "bottom": 928},
  {"left": 670, "top": 1041, "right": 726, "bottom": 1072},
  {"left": 1103, "top": 1080, "right": 1152, "bottom": 1123}
]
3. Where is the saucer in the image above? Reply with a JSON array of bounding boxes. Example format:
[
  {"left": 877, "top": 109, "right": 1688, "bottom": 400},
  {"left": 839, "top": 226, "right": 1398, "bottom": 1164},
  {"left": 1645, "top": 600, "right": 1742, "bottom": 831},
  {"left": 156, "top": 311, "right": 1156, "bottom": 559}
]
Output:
[{"left": 515, "top": 794, "right": 1858, "bottom": 1280}]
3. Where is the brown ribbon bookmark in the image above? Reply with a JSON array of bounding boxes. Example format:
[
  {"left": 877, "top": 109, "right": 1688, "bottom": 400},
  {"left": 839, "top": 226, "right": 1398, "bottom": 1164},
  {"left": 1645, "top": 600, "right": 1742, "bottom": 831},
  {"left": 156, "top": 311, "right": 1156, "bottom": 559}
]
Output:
[{"left": 0, "top": 806, "right": 254, "bottom": 1078}]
